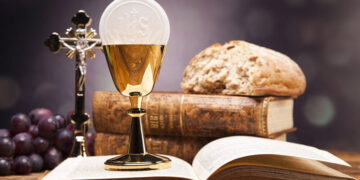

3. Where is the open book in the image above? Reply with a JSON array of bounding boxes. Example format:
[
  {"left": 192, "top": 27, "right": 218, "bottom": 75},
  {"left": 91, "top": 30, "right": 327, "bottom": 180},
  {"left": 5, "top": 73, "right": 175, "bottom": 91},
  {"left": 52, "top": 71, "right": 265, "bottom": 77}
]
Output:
[{"left": 43, "top": 136, "right": 354, "bottom": 180}]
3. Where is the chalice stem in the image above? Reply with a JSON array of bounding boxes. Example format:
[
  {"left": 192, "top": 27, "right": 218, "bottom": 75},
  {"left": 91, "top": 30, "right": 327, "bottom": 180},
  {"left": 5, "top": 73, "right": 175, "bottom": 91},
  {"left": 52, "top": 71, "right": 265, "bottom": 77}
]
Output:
[
  {"left": 104, "top": 93, "right": 171, "bottom": 170},
  {"left": 128, "top": 116, "right": 146, "bottom": 154},
  {"left": 127, "top": 93, "right": 147, "bottom": 154}
]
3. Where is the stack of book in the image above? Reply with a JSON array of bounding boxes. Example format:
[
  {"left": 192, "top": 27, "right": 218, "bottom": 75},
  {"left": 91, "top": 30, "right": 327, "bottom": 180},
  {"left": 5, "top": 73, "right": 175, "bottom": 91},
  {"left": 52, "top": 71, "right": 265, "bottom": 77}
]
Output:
[
  {"left": 45, "top": 91, "right": 354, "bottom": 179},
  {"left": 92, "top": 91, "right": 296, "bottom": 163}
]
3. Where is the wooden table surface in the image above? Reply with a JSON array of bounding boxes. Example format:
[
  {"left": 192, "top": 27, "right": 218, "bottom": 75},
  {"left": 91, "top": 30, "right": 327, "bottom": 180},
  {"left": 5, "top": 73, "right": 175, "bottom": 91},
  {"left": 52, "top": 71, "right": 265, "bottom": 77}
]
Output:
[
  {"left": 327, "top": 151, "right": 360, "bottom": 179},
  {"left": 2, "top": 151, "right": 360, "bottom": 180},
  {"left": 2, "top": 171, "right": 49, "bottom": 180}
]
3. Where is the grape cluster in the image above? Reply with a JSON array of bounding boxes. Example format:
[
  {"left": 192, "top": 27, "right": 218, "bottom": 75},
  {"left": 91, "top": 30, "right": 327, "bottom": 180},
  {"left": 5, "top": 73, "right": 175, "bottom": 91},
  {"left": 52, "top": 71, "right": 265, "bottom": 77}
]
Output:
[{"left": 0, "top": 108, "right": 96, "bottom": 176}]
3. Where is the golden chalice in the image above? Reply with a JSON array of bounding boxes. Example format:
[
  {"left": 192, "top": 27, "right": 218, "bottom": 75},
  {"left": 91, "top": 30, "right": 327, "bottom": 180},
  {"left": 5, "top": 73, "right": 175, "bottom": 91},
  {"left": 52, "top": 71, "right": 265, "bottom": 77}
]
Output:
[{"left": 99, "top": 0, "right": 171, "bottom": 170}]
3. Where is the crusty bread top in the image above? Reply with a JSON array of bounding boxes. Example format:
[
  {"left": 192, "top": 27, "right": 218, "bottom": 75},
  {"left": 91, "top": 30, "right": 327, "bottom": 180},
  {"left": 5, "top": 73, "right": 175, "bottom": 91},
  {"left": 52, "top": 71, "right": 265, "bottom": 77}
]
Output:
[{"left": 181, "top": 41, "right": 306, "bottom": 97}]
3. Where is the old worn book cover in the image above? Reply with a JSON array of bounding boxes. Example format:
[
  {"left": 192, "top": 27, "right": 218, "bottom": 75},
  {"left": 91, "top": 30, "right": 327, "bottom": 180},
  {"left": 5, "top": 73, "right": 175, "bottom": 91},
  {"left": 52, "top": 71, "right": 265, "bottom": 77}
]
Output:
[{"left": 93, "top": 91, "right": 294, "bottom": 138}]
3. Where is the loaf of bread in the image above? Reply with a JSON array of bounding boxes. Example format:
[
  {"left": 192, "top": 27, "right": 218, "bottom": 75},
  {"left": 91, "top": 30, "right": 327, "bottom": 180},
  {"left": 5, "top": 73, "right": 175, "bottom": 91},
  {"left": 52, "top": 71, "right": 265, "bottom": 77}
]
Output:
[{"left": 181, "top": 41, "right": 306, "bottom": 97}]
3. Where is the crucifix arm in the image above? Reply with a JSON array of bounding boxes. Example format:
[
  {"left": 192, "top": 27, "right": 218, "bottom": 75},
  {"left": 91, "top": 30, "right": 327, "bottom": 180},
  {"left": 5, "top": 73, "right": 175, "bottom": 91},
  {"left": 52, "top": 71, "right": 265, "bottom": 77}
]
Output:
[{"left": 60, "top": 39, "right": 76, "bottom": 51}]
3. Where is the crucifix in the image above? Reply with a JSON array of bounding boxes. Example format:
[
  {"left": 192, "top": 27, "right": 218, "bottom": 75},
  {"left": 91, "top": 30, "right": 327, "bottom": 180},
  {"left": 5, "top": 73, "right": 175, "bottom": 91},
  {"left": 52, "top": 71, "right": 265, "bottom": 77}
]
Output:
[{"left": 45, "top": 10, "right": 102, "bottom": 157}]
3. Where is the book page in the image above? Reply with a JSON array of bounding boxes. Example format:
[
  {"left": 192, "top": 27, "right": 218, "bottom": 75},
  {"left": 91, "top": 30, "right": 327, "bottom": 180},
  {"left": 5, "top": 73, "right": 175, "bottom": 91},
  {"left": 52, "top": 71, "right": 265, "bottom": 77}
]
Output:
[
  {"left": 211, "top": 155, "right": 354, "bottom": 179},
  {"left": 192, "top": 136, "right": 350, "bottom": 180},
  {"left": 267, "top": 98, "right": 294, "bottom": 134},
  {"left": 43, "top": 155, "right": 198, "bottom": 180}
]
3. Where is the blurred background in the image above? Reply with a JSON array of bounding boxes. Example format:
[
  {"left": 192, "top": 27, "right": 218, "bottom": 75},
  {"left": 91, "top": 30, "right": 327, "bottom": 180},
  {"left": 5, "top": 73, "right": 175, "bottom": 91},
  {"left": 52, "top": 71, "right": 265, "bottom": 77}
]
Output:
[{"left": 0, "top": 0, "right": 359, "bottom": 151}]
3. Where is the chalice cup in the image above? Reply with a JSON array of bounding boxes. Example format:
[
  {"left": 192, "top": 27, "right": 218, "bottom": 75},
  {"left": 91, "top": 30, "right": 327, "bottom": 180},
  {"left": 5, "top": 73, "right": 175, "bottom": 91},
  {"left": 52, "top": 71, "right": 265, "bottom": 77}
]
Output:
[{"left": 99, "top": 0, "right": 171, "bottom": 170}]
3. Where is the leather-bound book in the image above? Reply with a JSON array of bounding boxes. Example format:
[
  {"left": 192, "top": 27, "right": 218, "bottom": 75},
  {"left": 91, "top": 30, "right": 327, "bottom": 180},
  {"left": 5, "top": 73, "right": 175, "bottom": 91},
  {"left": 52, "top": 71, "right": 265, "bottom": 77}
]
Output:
[
  {"left": 94, "top": 132, "right": 290, "bottom": 163},
  {"left": 93, "top": 91, "right": 294, "bottom": 138}
]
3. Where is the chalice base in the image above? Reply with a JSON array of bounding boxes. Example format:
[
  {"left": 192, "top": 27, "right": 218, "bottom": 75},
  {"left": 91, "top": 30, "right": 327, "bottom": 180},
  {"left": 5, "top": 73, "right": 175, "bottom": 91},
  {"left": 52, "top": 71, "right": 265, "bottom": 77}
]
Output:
[{"left": 104, "top": 153, "right": 171, "bottom": 171}]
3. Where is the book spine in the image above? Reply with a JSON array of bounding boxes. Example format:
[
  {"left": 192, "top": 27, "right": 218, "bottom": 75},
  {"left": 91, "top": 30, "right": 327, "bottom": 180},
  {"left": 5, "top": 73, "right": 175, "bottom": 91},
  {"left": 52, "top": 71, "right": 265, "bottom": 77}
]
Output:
[
  {"left": 94, "top": 132, "right": 288, "bottom": 163},
  {"left": 93, "top": 91, "right": 270, "bottom": 138}
]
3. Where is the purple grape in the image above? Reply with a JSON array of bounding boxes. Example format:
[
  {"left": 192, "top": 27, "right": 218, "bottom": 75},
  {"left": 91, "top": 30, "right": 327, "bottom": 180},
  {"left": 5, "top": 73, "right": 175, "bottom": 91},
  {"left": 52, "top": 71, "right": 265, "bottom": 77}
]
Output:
[
  {"left": 28, "top": 125, "right": 39, "bottom": 138},
  {"left": 33, "top": 137, "right": 49, "bottom": 154},
  {"left": 0, "top": 157, "right": 11, "bottom": 162},
  {"left": 86, "top": 129, "right": 96, "bottom": 156},
  {"left": 55, "top": 129, "right": 74, "bottom": 152},
  {"left": 0, "top": 129, "right": 10, "bottom": 138},
  {"left": 65, "top": 110, "right": 75, "bottom": 125},
  {"left": 0, "top": 137, "right": 15, "bottom": 157},
  {"left": 66, "top": 123, "right": 75, "bottom": 131},
  {"left": 0, "top": 157, "right": 12, "bottom": 173},
  {"left": 10, "top": 113, "right": 30, "bottom": 134},
  {"left": 38, "top": 116, "right": 58, "bottom": 139},
  {"left": 53, "top": 115, "right": 66, "bottom": 129},
  {"left": 29, "top": 108, "right": 53, "bottom": 125},
  {"left": 13, "top": 156, "right": 32, "bottom": 174},
  {"left": 44, "top": 147, "right": 63, "bottom": 170},
  {"left": 13, "top": 133, "right": 33, "bottom": 155},
  {"left": 28, "top": 153, "right": 43, "bottom": 172},
  {"left": 0, "top": 158, "right": 11, "bottom": 176}
]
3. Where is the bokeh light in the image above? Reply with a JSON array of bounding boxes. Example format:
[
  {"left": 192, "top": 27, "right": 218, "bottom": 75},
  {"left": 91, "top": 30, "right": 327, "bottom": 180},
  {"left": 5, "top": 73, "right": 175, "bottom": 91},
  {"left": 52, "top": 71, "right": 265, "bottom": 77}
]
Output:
[{"left": 304, "top": 95, "right": 336, "bottom": 127}]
